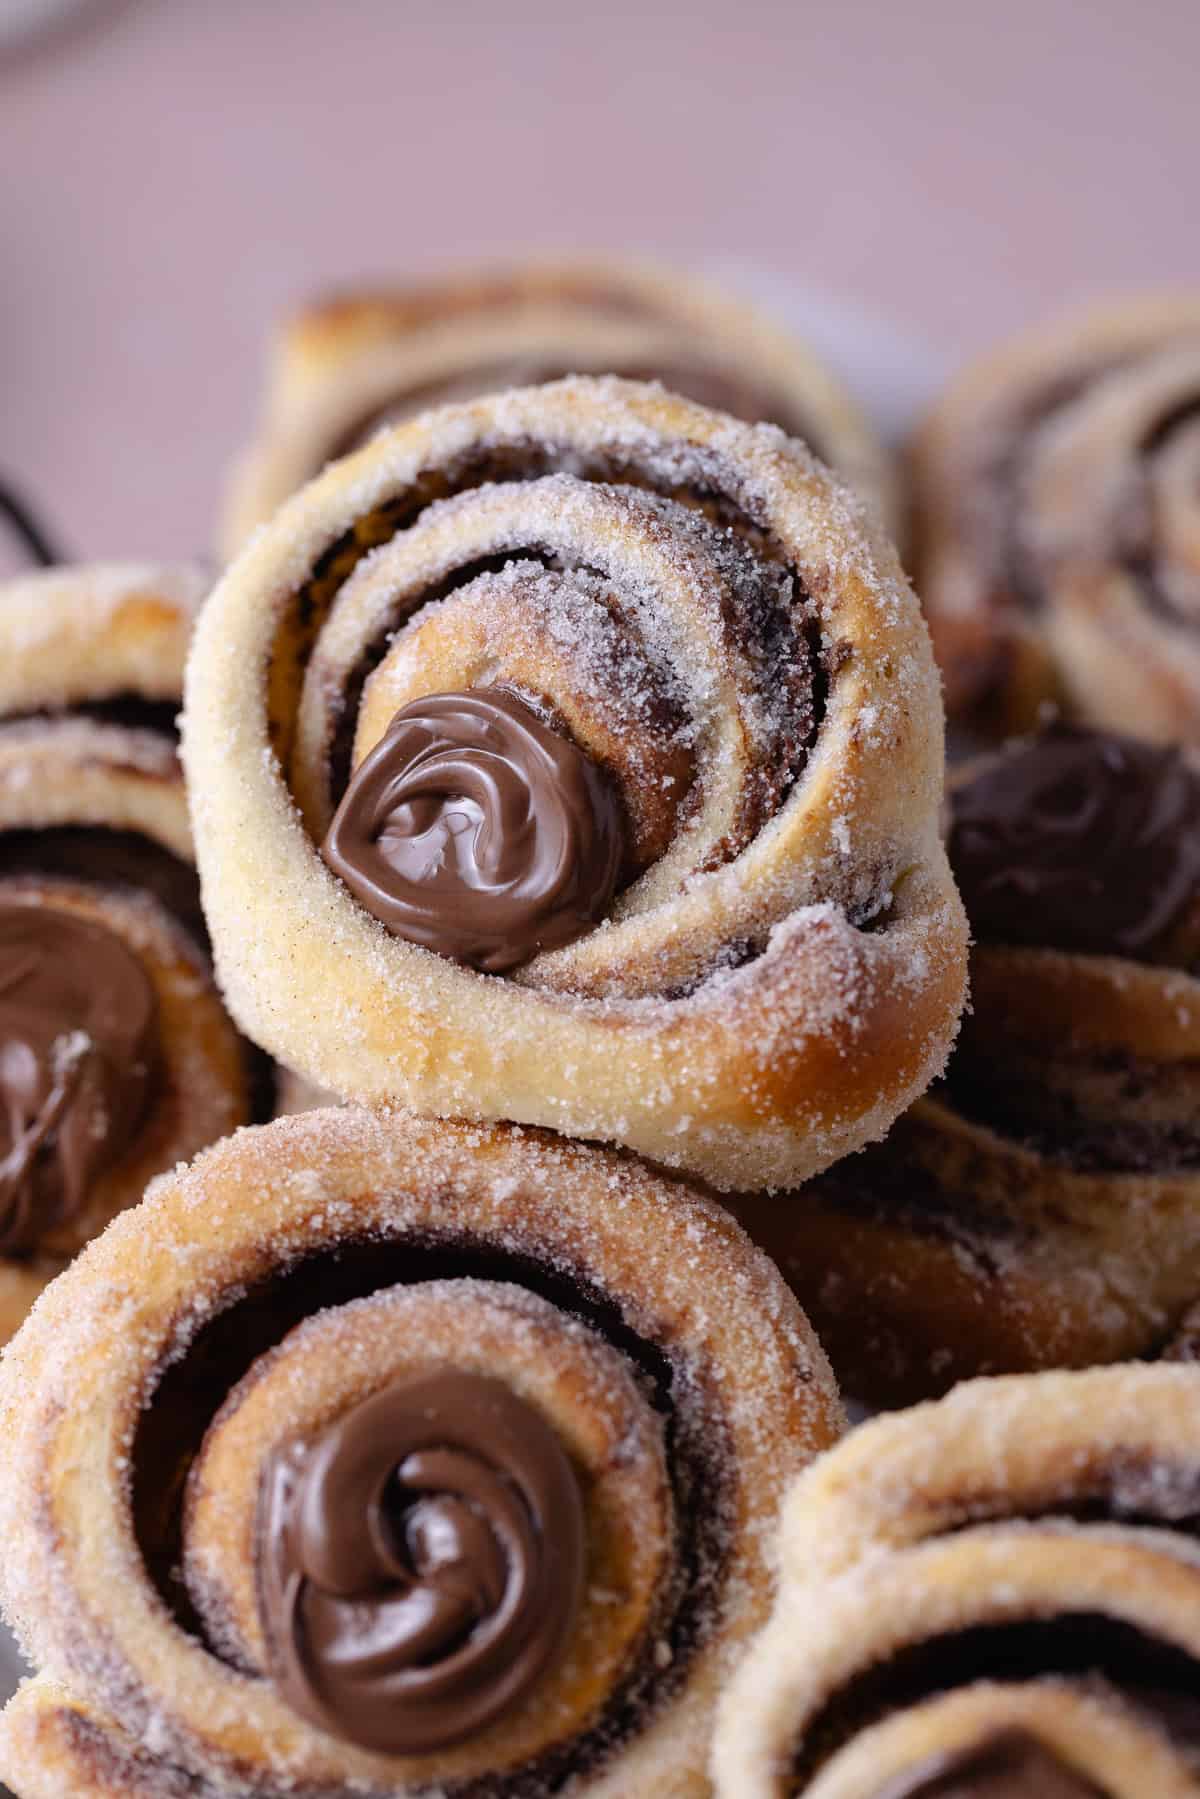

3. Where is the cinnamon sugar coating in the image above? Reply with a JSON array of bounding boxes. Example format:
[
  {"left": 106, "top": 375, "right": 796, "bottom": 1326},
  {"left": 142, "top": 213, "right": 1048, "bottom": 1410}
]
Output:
[
  {"left": 184, "top": 377, "right": 965, "bottom": 1190},
  {"left": 0, "top": 564, "right": 262, "bottom": 1340},
  {"left": 912, "top": 294, "right": 1200, "bottom": 746},
  {"left": 0, "top": 1106, "right": 842, "bottom": 1797},
  {"left": 220, "top": 258, "right": 897, "bottom": 555},
  {"left": 728, "top": 732, "right": 1200, "bottom": 1405},
  {"left": 715, "top": 1366, "right": 1200, "bottom": 1797}
]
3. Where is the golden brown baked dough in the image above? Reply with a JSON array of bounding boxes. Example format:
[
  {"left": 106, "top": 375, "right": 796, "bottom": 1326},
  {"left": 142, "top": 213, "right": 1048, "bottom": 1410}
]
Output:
[
  {"left": 912, "top": 294, "right": 1200, "bottom": 745},
  {"left": 0, "top": 1106, "right": 843, "bottom": 1797},
  {"left": 0, "top": 563, "right": 262, "bottom": 1340},
  {"left": 727, "top": 726, "right": 1200, "bottom": 1405},
  {"left": 714, "top": 1366, "right": 1200, "bottom": 1797},
  {"left": 0, "top": 560, "right": 204, "bottom": 719},
  {"left": 184, "top": 377, "right": 966, "bottom": 1191},
  {"left": 220, "top": 258, "right": 897, "bottom": 555}
]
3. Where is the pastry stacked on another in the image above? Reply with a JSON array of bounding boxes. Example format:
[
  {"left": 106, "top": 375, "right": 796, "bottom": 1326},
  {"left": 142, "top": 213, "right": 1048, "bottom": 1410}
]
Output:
[
  {"left": 0, "top": 562, "right": 266, "bottom": 1339},
  {"left": 715, "top": 1365, "right": 1200, "bottom": 1797},
  {"left": 912, "top": 295, "right": 1200, "bottom": 747},
  {"left": 0, "top": 1108, "right": 842, "bottom": 1796},
  {"left": 729, "top": 723, "right": 1200, "bottom": 1404},
  {"left": 221, "top": 258, "right": 897, "bottom": 555},
  {"left": 0, "top": 363, "right": 965, "bottom": 1797},
  {"left": 185, "top": 376, "right": 966, "bottom": 1192}
]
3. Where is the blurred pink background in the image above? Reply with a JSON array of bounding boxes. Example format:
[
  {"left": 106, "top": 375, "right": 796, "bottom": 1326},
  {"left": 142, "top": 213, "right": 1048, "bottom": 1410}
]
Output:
[{"left": 2, "top": 0, "right": 1198, "bottom": 570}]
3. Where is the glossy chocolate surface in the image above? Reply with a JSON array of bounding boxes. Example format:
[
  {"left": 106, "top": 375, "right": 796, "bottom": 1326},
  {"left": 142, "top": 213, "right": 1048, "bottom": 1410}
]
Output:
[
  {"left": 322, "top": 687, "right": 623, "bottom": 973},
  {"left": 949, "top": 725, "right": 1200, "bottom": 959},
  {"left": 258, "top": 1368, "right": 585, "bottom": 1755},
  {"left": 0, "top": 903, "right": 160, "bottom": 1251}
]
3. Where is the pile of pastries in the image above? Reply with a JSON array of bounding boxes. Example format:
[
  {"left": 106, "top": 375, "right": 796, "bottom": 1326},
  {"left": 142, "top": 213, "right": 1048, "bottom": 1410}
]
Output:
[{"left": 0, "top": 261, "right": 1197, "bottom": 1797}]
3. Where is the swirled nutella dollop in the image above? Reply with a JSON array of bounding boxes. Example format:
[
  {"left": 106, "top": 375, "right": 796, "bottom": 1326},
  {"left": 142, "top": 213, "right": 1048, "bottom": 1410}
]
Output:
[
  {"left": 257, "top": 1369, "right": 586, "bottom": 1755},
  {"left": 322, "top": 688, "right": 623, "bottom": 973},
  {"left": 948, "top": 725, "right": 1200, "bottom": 959},
  {"left": 874, "top": 1731, "right": 1107, "bottom": 1798},
  {"left": 0, "top": 904, "right": 160, "bottom": 1253}
]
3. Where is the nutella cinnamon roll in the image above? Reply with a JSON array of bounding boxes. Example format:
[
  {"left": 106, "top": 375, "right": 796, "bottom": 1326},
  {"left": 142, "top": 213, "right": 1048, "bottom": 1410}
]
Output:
[
  {"left": 0, "top": 563, "right": 265, "bottom": 1337},
  {"left": 912, "top": 295, "right": 1200, "bottom": 746},
  {"left": 220, "top": 259, "right": 897, "bottom": 555},
  {"left": 714, "top": 1366, "right": 1200, "bottom": 1798},
  {"left": 0, "top": 1107, "right": 842, "bottom": 1797},
  {"left": 728, "top": 723, "right": 1200, "bottom": 1404},
  {"left": 183, "top": 377, "right": 966, "bottom": 1192}
]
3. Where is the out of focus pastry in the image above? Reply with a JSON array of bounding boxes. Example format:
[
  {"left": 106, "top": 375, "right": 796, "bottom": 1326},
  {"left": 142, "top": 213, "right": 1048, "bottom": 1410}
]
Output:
[
  {"left": 220, "top": 258, "right": 898, "bottom": 554},
  {"left": 912, "top": 295, "right": 1200, "bottom": 745},
  {"left": 0, "top": 562, "right": 266, "bottom": 1336},
  {"left": 715, "top": 1365, "right": 1200, "bottom": 1797},
  {"left": 728, "top": 724, "right": 1200, "bottom": 1404}
]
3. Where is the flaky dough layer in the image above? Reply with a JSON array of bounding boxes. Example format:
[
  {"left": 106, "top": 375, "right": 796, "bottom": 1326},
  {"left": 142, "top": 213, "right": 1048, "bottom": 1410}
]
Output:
[
  {"left": 221, "top": 257, "right": 897, "bottom": 554},
  {"left": 184, "top": 378, "right": 965, "bottom": 1189}
]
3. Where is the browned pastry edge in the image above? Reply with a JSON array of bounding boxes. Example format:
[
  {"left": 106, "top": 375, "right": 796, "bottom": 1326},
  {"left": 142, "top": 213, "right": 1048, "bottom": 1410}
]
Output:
[
  {"left": 220, "top": 256, "right": 898, "bottom": 556},
  {"left": 0, "top": 1106, "right": 843, "bottom": 1797},
  {"left": 911, "top": 294, "right": 1200, "bottom": 745},
  {"left": 713, "top": 1366, "right": 1200, "bottom": 1797},
  {"left": 186, "top": 377, "right": 965, "bottom": 1192}
]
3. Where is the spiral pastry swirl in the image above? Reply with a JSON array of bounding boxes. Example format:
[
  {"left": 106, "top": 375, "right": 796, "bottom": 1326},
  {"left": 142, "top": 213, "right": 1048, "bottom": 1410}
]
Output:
[
  {"left": 727, "top": 726, "right": 1200, "bottom": 1405},
  {"left": 220, "top": 257, "right": 898, "bottom": 556},
  {"left": 913, "top": 295, "right": 1200, "bottom": 745},
  {"left": 259, "top": 1369, "right": 586, "bottom": 1754},
  {"left": 715, "top": 1366, "right": 1200, "bottom": 1798},
  {"left": 0, "top": 1107, "right": 842, "bottom": 1797},
  {"left": 184, "top": 377, "right": 964, "bottom": 1190},
  {"left": 0, "top": 562, "right": 262, "bottom": 1341}
]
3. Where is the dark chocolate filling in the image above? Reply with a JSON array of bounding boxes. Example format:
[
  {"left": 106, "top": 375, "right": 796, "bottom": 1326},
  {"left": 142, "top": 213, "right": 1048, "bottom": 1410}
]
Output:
[
  {"left": 1118, "top": 394, "right": 1200, "bottom": 630},
  {"left": 0, "top": 827, "right": 277, "bottom": 1125},
  {"left": 272, "top": 438, "right": 875, "bottom": 988},
  {"left": 994, "top": 360, "right": 1125, "bottom": 614},
  {"left": 1, "top": 696, "right": 182, "bottom": 741},
  {"left": 805, "top": 1130, "right": 1022, "bottom": 1274},
  {"left": 257, "top": 1369, "right": 589, "bottom": 1756},
  {"left": 284, "top": 436, "right": 828, "bottom": 776},
  {"left": 984, "top": 358, "right": 1200, "bottom": 633},
  {"left": 792, "top": 1614, "right": 1200, "bottom": 1791},
  {"left": 943, "top": 1064, "right": 1200, "bottom": 1176},
  {"left": 60, "top": 1708, "right": 206, "bottom": 1798},
  {"left": 947, "top": 726, "right": 1200, "bottom": 964},
  {"left": 131, "top": 1229, "right": 733, "bottom": 1797},
  {"left": 1, "top": 825, "right": 206, "bottom": 945},
  {"left": 322, "top": 688, "right": 626, "bottom": 973},
  {"left": 0, "top": 903, "right": 163, "bottom": 1253}
]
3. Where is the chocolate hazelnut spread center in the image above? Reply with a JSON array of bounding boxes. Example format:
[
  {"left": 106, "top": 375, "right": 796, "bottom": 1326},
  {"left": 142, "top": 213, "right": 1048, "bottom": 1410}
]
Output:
[
  {"left": 0, "top": 903, "right": 160, "bottom": 1252},
  {"left": 948, "top": 724, "right": 1200, "bottom": 959},
  {"left": 873, "top": 1730, "right": 1108, "bottom": 1799},
  {"left": 322, "top": 687, "right": 623, "bottom": 973},
  {"left": 257, "top": 1368, "right": 586, "bottom": 1755}
]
